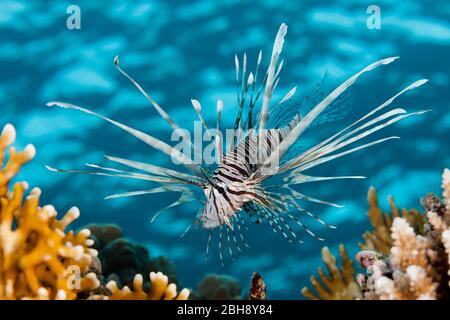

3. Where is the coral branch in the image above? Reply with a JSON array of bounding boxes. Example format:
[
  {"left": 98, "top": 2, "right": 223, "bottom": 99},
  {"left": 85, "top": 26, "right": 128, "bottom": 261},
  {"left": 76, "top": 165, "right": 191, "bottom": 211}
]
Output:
[
  {"left": 301, "top": 244, "right": 362, "bottom": 300},
  {"left": 305, "top": 169, "right": 450, "bottom": 300},
  {"left": 360, "top": 187, "right": 424, "bottom": 255},
  {"left": 356, "top": 169, "right": 450, "bottom": 300},
  {"left": 0, "top": 124, "right": 99, "bottom": 300},
  {"left": 90, "top": 271, "right": 189, "bottom": 300}
]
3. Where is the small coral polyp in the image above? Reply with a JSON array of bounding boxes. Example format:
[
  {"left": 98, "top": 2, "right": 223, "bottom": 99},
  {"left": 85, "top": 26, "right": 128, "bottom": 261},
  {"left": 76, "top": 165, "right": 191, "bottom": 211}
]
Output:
[{"left": 0, "top": 123, "right": 99, "bottom": 300}]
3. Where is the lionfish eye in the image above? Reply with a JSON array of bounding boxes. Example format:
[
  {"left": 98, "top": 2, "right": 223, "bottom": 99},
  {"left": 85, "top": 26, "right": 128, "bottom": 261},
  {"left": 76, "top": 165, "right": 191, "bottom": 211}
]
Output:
[{"left": 217, "top": 186, "right": 225, "bottom": 195}]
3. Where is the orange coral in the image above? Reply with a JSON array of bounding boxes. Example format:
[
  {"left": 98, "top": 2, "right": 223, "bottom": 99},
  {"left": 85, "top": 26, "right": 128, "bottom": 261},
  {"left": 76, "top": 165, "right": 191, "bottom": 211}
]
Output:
[
  {"left": 0, "top": 124, "right": 99, "bottom": 299},
  {"left": 91, "top": 271, "right": 189, "bottom": 300},
  {"left": 359, "top": 187, "right": 425, "bottom": 255},
  {"left": 301, "top": 245, "right": 362, "bottom": 300}
]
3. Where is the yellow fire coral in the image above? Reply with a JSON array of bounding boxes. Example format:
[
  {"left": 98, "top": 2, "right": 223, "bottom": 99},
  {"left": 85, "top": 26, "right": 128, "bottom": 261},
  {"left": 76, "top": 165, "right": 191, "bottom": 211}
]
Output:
[
  {"left": 90, "top": 271, "right": 190, "bottom": 300},
  {"left": 0, "top": 123, "right": 100, "bottom": 300},
  {"left": 301, "top": 244, "right": 362, "bottom": 300}
]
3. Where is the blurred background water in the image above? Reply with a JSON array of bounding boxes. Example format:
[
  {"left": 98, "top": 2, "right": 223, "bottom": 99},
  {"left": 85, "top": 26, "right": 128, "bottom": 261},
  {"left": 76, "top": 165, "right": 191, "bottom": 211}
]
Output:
[{"left": 0, "top": 0, "right": 448, "bottom": 299}]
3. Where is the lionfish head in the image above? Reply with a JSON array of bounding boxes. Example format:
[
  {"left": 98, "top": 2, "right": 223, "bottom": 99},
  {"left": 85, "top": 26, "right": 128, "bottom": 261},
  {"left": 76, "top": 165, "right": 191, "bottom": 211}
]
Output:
[
  {"left": 200, "top": 177, "right": 261, "bottom": 230},
  {"left": 200, "top": 183, "right": 235, "bottom": 229}
]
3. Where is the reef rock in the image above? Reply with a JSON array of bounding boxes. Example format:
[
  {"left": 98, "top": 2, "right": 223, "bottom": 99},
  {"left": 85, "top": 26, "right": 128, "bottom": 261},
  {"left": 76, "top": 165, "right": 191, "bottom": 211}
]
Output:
[
  {"left": 192, "top": 274, "right": 242, "bottom": 300},
  {"left": 85, "top": 223, "right": 177, "bottom": 291}
]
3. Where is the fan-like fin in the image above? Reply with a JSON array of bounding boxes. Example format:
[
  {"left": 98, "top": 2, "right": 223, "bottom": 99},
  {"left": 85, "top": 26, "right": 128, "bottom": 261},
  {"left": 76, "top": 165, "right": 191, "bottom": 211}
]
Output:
[
  {"left": 289, "top": 110, "right": 429, "bottom": 174},
  {"left": 45, "top": 165, "right": 177, "bottom": 183},
  {"left": 289, "top": 200, "right": 337, "bottom": 229},
  {"left": 150, "top": 190, "right": 197, "bottom": 223},
  {"left": 114, "top": 55, "right": 204, "bottom": 162},
  {"left": 258, "top": 56, "right": 399, "bottom": 176},
  {"left": 258, "top": 23, "right": 288, "bottom": 131},
  {"left": 105, "top": 155, "right": 205, "bottom": 186},
  {"left": 114, "top": 55, "right": 178, "bottom": 131},
  {"left": 282, "top": 173, "right": 366, "bottom": 185},
  {"left": 282, "top": 79, "right": 428, "bottom": 173},
  {"left": 265, "top": 188, "right": 343, "bottom": 208},
  {"left": 247, "top": 50, "right": 263, "bottom": 130},
  {"left": 46, "top": 101, "right": 202, "bottom": 176},
  {"left": 191, "top": 99, "right": 210, "bottom": 134},
  {"left": 295, "top": 137, "right": 400, "bottom": 174},
  {"left": 273, "top": 86, "right": 297, "bottom": 111},
  {"left": 105, "top": 185, "right": 191, "bottom": 200},
  {"left": 216, "top": 100, "right": 224, "bottom": 164}
]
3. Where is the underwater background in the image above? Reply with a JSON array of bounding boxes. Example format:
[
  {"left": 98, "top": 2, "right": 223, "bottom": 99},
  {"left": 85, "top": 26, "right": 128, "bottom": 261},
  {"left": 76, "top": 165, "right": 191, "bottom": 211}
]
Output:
[{"left": 0, "top": 0, "right": 448, "bottom": 299}]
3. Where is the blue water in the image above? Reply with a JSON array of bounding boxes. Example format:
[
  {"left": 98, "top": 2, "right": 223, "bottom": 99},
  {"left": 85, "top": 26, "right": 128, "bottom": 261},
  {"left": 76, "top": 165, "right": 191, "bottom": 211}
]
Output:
[{"left": 1, "top": 0, "right": 449, "bottom": 299}]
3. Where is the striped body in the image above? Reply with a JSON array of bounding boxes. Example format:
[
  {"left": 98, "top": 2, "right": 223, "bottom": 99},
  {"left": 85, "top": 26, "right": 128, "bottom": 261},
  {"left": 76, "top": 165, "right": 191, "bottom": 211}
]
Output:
[{"left": 201, "top": 117, "right": 299, "bottom": 229}]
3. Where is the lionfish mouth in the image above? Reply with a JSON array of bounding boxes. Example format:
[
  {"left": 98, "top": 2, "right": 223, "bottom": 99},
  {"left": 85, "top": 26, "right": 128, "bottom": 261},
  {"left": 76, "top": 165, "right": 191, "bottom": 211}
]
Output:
[{"left": 46, "top": 22, "right": 429, "bottom": 265}]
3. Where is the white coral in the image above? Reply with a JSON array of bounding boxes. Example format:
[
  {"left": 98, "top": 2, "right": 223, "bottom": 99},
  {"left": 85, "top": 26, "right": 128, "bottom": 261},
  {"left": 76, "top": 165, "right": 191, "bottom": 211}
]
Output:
[
  {"left": 359, "top": 169, "right": 450, "bottom": 300},
  {"left": 374, "top": 276, "right": 397, "bottom": 300},
  {"left": 442, "top": 229, "right": 450, "bottom": 286},
  {"left": 406, "top": 265, "right": 436, "bottom": 299}
]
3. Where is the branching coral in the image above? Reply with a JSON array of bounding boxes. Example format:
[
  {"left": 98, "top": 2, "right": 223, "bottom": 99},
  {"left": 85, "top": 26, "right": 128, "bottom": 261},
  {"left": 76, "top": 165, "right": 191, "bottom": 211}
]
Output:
[
  {"left": 0, "top": 124, "right": 100, "bottom": 299},
  {"left": 356, "top": 219, "right": 438, "bottom": 300},
  {"left": 360, "top": 187, "right": 425, "bottom": 255},
  {"left": 356, "top": 169, "right": 450, "bottom": 300},
  {"left": 301, "top": 245, "right": 362, "bottom": 300},
  {"left": 90, "top": 271, "right": 189, "bottom": 300},
  {"left": 441, "top": 170, "right": 450, "bottom": 288},
  {"left": 0, "top": 124, "right": 226, "bottom": 301},
  {"left": 5, "top": 120, "right": 447, "bottom": 301},
  {"left": 304, "top": 170, "right": 450, "bottom": 300}
]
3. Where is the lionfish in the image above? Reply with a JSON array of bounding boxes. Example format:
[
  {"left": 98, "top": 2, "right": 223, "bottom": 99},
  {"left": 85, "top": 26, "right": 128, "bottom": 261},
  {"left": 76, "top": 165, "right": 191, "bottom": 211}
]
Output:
[{"left": 47, "top": 23, "right": 428, "bottom": 264}]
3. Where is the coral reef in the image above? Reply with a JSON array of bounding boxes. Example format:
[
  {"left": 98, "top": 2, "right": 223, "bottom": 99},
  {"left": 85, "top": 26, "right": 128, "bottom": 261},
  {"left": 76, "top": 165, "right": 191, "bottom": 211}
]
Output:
[
  {"left": 356, "top": 219, "right": 438, "bottom": 299},
  {"left": 0, "top": 124, "right": 100, "bottom": 299},
  {"left": 191, "top": 274, "right": 242, "bottom": 300},
  {"left": 9, "top": 121, "right": 449, "bottom": 301},
  {"left": 85, "top": 223, "right": 240, "bottom": 300},
  {"left": 357, "top": 169, "right": 450, "bottom": 300},
  {"left": 359, "top": 187, "right": 425, "bottom": 255},
  {"left": 301, "top": 245, "right": 362, "bottom": 300},
  {"left": 85, "top": 223, "right": 177, "bottom": 291},
  {"left": 303, "top": 169, "right": 450, "bottom": 300},
  {"left": 90, "top": 271, "right": 189, "bottom": 300},
  {"left": 0, "top": 123, "right": 209, "bottom": 301}
]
